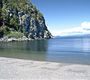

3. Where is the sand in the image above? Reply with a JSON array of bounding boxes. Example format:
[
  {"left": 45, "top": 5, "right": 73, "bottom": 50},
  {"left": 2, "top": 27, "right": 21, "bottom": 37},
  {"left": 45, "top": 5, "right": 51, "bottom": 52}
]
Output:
[{"left": 0, "top": 57, "right": 90, "bottom": 80}]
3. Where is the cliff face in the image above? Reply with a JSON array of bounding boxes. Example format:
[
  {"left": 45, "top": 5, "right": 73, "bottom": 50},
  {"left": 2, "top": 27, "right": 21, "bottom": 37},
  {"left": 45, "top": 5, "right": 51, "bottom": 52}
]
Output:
[{"left": 0, "top": 0, "right": 52, "bottom": 39}]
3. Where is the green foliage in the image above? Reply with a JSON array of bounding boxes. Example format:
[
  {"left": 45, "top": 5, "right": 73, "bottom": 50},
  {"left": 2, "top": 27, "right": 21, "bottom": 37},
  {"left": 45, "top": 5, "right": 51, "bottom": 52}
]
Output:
[
  {"left": 22, "top": 27, "right": 25, "bottom": 33},
  {"left": 0, "top": 4, "right": 1, "bottom": 16},
  {"left": 24, "top": 6, "right": 28, "bottom": 14},
  {"left": 18, "top": 29, "right": 21, "bottom": 32},
  {"left": 0, "top": 26, "right": 10, "bottom": 36},
  {"left": 10, "top": 18, "right": 15, "bottom": 25},
  {"left": 3, "top": 26, "right": 10, "bottom": 35},
  {"left": 37, "top": 13, "right": 43, "bottom": 20},
  {"left": 2, "top": 0, "right": 7, "bottom": 3},
  {"left": 39, "top": 13, "right": 43, "bottom": 17},
  {"left": 22, "top": 27, "right": 27, "bottom": 36},
  {"left": 9, "top": 15, "right": 19, "bottom": 30},
  {"left": 1, "top": 0, "right": 45, "bottom": 37},
  {"left": 33, "top": 5, "right": 37, "bottom": 11},
  {"left": 12, "top": 28, "right": 15, "bottom": 31},
  {"left": 44, "top": 30, "right": 46, "bottom": 36},
  {"left": 7, "top": 32, "right": 24, "bottom": 39},
  {"left": 31, "top": 13, "right": 37, "bottom": 19},
  {"left": 0, "top": 2, "right": 2, "bottom": 26},
  {"left": 37, "top": 9, "right": 39, "bottom": 13}
]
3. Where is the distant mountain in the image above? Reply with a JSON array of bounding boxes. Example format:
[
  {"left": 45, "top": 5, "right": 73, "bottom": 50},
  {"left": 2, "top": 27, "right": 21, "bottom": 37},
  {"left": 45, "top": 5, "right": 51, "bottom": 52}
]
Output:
[
  {"left": 53, "top": 36, "right": 61, "bottom": 38},
  {"left": 54, "top": 34, "right": 90, "bottom": 38}
]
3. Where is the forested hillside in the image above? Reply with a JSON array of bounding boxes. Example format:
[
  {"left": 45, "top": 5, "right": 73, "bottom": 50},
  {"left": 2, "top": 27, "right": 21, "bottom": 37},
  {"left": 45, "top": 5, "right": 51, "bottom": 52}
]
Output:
[{"left": 0, "top": 0, "right": 52, "bottom": 40}]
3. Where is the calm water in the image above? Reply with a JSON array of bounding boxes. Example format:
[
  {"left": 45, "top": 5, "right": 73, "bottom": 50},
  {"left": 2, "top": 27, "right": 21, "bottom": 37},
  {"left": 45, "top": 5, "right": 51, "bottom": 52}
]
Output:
[{"left": 0, "top": 38, "right": 90, "bottom": 64}]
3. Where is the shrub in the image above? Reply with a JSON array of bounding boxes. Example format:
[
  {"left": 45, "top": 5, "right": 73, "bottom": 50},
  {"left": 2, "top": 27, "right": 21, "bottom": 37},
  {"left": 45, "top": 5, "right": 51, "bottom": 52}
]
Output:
[
  {"left": 31, "top": 13, "right": 37, "bottom": 19},
  {"left": 3, "top": 26, "right": 10, "bottom": 35},
  {"left": 7, "top": 32, "right": 24, "bottom": 39},
  {"left": 0, "top": 26, "right": 10, "bottom": 36}
]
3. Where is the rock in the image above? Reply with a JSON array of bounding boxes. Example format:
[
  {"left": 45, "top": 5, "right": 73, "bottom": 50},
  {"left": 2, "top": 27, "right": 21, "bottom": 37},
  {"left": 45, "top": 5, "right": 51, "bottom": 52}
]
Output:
[
  {"left": 7, "top": 37, "right": 17, "bottom": 42},
  {"left": 8, "top": 37, "right": 17, "bottom": 42},
  {"left": 0, "top": 36, "right": 8, "bottom": 42},
  {"left": 17, "top": 36, "right": 28, "bottom": 41},
  {"left": 8, "top": 38, "right": 12, "bottom": 42},
  {"left": 0, "top": 39, "right": 3, "bottom": 42},
  {"left": 0, "top": 0, "right": 52, "bottom": 41},
  {"left": 21, "top": 36, "right": 27, "bottom": 40}
]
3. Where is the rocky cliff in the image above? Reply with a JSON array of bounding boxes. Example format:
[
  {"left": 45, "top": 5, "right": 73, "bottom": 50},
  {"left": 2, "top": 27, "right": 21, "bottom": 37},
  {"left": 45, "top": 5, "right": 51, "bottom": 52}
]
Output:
[{"left": 0, "top": 0, "right": 52, "bottom": 40}]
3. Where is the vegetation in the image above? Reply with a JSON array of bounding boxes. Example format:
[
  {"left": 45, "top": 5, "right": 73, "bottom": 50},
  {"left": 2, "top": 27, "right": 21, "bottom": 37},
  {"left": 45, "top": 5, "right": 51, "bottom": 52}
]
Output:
[
  {"left": 0, "top": 3, "right": 1, "bottom": 17},
  {"left": 7, "top": 32, "right": 24, "bottom": 39},
  {"left": 0, "top": 26, "right": 10, "bottom": 37},
  {"left": 0, "top": 1, "right": 2, "bottom": 27},
  {"left": 0, "top": 0, "right": 44, "bottom": 38},
  {"left": 9, "top": 14, "right": 20, "bottom": 30}
]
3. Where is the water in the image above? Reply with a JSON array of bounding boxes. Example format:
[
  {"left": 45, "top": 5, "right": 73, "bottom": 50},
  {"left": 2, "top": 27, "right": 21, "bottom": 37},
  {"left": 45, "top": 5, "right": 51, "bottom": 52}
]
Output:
[{"left": 0, "top": 37, "right": 90, "bottom": 65}]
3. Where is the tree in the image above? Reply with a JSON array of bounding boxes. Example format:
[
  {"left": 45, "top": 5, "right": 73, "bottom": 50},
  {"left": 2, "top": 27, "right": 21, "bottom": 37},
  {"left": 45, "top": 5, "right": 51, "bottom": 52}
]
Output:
[
  {"left": 2, "top": 0, "right": 7, "bottom": 3},
  {"left": 0, "top": 4, "right": 1, "bottom": 16},
  {"left": 10, "top": 18, "right": 15, "bottom": 26},
  {"left": 1, "top": 8, "right": 6, "bottom": 28},
  {"left": 0, "top": 0, "right": 2, "bottom": 26}
]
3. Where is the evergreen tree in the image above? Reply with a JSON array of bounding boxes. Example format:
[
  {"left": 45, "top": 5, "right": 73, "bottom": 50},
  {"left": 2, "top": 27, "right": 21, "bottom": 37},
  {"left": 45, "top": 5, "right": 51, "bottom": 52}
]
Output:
[
  {"left": 2, "top": 8, "right": 6, "bottom": 28},
  {"left": 0, "top": 0, "right": 2, "bottom": 26},
  {"left": 0, "top": 4, "right": 1, "bottom": 16}
]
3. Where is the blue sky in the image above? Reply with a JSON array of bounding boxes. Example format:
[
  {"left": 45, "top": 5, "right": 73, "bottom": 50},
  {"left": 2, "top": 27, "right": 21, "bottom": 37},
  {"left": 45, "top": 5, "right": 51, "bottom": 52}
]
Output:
[{"left": 29, "top": 0, "right": 90, "bottom": 36}]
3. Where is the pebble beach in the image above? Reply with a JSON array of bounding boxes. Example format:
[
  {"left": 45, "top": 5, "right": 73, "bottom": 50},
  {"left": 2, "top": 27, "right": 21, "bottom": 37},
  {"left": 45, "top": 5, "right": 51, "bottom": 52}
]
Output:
[{"left": 0, "top": 57, "right": 90, "bottom": 80}]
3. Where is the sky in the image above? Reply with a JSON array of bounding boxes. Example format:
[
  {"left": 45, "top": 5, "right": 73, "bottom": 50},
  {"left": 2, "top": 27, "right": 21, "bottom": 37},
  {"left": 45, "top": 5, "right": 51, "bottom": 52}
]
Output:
[{"left": 29, "top": 0, "right": 90, "bottom": 36}]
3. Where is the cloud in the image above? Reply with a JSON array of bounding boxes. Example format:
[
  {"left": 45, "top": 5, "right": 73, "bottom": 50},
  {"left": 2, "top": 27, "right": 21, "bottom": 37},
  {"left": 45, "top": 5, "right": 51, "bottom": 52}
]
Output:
[{"left": 51, "top": 21, "right": 90, "bottom": 36}]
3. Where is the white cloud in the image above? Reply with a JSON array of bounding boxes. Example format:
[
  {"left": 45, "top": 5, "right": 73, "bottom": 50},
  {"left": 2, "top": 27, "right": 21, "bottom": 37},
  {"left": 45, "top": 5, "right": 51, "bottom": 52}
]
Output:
[{"left": 51, "top": 21, "right": 90, "bottom": 36}]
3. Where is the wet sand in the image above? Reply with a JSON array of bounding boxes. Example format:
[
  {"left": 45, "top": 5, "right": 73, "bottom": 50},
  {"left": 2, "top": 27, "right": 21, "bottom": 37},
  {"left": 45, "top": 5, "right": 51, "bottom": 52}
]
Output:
[{"left": 0, "top": 57, "right": 90, "bottom": 80}]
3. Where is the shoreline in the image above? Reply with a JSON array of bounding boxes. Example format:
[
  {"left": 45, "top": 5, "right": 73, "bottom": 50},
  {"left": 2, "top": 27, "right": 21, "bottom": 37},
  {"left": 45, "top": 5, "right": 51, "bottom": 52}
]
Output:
[
  {"left": 0, "top": 37, "right": 53, "bottom": 43},
  {"left": 0, "top": 57, "right": 90, "bottom": 80}
]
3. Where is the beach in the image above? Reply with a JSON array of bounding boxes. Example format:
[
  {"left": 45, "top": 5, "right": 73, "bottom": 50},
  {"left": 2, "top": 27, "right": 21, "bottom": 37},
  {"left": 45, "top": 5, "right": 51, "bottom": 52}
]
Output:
[{"left": 0, "top": 57, "right": 90, "bottom": 80}]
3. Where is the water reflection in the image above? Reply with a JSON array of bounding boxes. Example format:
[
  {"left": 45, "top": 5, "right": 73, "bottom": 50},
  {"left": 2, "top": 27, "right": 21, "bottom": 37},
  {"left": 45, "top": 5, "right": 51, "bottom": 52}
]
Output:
[
  {"left": 0, "top": 40, "right": 48, "bottom": 51},
  {"left": 0, "top": 40, "right": 48, "bottom": 61}
]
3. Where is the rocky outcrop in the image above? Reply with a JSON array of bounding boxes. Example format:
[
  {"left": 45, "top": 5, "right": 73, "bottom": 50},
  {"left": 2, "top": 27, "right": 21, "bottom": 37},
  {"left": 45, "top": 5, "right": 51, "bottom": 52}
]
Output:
[
  {"left": 0, "top": 0, "right": 52, "bottom": 40},
  {"left": 0, "top": 35, "right": 50, "bottom": 42},
  {"left": 18, "top": 11, "right": 52, "bottom": 39}
]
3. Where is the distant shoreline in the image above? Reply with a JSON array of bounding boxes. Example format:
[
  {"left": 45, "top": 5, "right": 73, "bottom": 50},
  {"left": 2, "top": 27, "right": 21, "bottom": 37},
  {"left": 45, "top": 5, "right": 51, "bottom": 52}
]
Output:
[{"left": 0, "top": 57, "right": 90, "bottom": 79}]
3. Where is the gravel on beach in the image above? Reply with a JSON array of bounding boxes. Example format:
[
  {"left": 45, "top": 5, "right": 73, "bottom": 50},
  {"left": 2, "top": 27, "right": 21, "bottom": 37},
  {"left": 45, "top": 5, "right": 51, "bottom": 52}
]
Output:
[{"left": 0, "top": 57, "right": 90, "bottom": 80}]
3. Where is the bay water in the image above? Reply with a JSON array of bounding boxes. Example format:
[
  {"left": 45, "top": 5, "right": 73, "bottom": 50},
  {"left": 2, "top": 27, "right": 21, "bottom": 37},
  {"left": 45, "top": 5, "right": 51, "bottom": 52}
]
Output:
[{"left": 0, "top": 37, "right": 90, "bottom": 64}]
